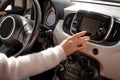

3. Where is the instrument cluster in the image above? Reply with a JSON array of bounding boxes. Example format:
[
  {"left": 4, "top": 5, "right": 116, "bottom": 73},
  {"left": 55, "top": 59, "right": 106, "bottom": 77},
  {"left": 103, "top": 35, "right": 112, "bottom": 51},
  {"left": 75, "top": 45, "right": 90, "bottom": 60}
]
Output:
[{"left": 43, "top": 1, "right": 57, "bottom": 30}]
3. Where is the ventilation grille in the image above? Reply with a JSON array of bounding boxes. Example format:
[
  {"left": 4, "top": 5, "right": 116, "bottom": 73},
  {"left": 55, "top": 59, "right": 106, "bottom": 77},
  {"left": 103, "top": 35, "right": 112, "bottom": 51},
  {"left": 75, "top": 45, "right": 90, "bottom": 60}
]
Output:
[{"left": 107, "top": 20, "right": 120, "bottom": 42}]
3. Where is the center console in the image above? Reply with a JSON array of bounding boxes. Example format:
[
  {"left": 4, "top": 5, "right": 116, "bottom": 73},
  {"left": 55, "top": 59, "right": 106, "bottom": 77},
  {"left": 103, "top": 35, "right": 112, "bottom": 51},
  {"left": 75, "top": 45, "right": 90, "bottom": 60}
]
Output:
[
  {"left": 54, "top": 52, "right": 110, "bottom": 80},
  {"left": 63, "top": 10, "right": 114, "bottom": 44},
  {"left": 53, "top": 10, "right": 119, "bottom": 80}
]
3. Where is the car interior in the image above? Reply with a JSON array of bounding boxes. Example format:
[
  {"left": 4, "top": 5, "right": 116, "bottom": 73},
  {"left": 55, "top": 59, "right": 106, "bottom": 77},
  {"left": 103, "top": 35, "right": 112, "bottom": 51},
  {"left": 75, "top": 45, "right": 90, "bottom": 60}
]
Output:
[{"left": 0, "top": 0, "right": 120, "bottom": 80}]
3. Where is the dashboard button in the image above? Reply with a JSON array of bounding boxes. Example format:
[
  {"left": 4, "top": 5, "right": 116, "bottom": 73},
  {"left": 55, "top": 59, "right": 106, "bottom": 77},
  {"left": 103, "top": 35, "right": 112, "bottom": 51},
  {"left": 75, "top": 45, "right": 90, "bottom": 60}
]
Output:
[{"left": 97, "top": 27, "right": 106, "bottom": 36}]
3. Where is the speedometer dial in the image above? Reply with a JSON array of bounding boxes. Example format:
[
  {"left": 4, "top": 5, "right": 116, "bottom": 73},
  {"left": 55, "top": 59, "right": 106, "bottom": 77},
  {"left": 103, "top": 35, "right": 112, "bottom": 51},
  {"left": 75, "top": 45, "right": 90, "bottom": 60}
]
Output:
[
  {"left": 46, "top": 12, "right": 56, "bottom": 26},
  {"left": 43, "top": 1, "right": 58, "bottom": 29}
]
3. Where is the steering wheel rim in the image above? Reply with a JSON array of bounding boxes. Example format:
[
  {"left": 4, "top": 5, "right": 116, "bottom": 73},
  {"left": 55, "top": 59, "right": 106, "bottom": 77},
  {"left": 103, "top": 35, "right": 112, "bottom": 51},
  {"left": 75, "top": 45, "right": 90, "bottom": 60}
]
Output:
[{"left": 0, "top": 0, "right": 41, "bottom": 57}]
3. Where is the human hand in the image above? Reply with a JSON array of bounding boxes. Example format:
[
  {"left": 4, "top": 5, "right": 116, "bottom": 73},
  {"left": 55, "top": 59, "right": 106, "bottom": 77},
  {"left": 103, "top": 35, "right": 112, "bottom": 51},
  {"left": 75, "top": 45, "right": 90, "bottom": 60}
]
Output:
[
  {"left": 0, "top": 11, "right": 6, "bottom": 16},
  {"left": 60, "top": 31, "right": 90, "bottom": 56}
]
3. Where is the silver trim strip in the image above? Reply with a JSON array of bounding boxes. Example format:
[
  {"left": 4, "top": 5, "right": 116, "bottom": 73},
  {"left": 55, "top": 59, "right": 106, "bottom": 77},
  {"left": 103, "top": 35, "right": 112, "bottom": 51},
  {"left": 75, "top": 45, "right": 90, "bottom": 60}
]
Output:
[
  {"left": 104, "top": 16, "right": 114, "bottom": 41},
  {"left": 0, "top": 16, "right": 15, "bottom": 40},
  {"left": 70, "top": 14, "right": 77, "bottom": 34}
]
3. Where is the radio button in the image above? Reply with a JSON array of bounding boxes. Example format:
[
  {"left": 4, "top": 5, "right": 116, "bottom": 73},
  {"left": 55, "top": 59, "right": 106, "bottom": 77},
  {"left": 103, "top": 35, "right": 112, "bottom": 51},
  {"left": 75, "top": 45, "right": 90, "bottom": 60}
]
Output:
[{"left": 97, "top": 27, "right": 106, "bottom": 36}]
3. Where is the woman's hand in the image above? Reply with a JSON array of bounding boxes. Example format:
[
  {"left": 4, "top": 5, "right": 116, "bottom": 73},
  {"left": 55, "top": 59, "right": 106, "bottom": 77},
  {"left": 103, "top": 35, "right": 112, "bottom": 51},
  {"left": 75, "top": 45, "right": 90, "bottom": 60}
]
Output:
[
  {"left": 0, "top": 11, "right": 6, "bottom": 16},
  {"left": 60, "top": 31, "right": 89, "bottom": 56}
]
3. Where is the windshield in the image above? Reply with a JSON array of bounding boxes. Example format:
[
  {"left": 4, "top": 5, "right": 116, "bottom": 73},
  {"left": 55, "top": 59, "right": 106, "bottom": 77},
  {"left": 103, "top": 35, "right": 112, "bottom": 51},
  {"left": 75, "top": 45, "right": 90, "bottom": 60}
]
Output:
[
  {"left": 97, "top": 0, "right": 120, "bottom": 3},
  {"left": 74, "top": 0, "right": 120, "bottom": 3}
]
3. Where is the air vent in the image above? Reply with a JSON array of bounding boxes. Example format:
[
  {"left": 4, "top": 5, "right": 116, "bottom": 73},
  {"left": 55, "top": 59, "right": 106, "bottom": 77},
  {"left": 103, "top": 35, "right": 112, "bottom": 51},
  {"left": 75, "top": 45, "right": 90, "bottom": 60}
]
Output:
[
  {"left": 63, "top": 13, "right": 75, "bottom": 35},
  {"left": 107, "top": 20, "right": 120, "bottom": 42}
]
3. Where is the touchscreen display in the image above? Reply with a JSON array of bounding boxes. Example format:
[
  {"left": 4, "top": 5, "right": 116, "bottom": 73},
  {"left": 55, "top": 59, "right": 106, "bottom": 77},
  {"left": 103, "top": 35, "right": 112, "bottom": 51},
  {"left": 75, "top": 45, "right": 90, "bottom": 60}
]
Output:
[{"left": 79, "top": 17, "right": 101, "bottom": 34}]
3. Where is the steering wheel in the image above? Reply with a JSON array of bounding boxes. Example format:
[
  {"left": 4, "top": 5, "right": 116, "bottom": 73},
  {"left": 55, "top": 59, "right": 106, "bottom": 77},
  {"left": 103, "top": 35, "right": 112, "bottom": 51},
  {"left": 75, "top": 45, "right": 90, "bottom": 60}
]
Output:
[{"left": 0, "top": 0, "right": 41, "bottom": 57}]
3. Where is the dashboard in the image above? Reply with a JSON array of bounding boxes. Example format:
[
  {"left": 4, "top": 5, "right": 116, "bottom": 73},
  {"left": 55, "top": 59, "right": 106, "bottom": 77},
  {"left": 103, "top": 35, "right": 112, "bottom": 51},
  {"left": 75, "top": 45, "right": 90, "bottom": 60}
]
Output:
[
  {"left": 52, "top": 1, "right": 120, "bottom": 80},
  {"left": 0, "top": 0, "right": 120, "bottom": 80}
]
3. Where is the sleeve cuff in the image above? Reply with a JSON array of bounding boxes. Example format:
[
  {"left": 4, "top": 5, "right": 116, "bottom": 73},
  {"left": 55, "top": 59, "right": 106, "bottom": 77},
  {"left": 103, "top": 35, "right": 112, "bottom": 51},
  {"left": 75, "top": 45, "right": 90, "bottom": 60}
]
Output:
[{"left": 55, "top": 45, "right": 67, "bottom": 60}]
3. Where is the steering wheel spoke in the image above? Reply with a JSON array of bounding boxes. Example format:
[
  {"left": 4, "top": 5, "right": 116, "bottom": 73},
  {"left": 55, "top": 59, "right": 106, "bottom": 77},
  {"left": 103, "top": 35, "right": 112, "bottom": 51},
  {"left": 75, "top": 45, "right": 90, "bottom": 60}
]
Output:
[
  {"left": 0, "top": 43, "right": 10, "bottom": 54},
  {"left": 18, "top": 20, "right": 33, "bottom": 44},
  {"left": 0, "top": 43, "right": 21, "bottom": 57}
]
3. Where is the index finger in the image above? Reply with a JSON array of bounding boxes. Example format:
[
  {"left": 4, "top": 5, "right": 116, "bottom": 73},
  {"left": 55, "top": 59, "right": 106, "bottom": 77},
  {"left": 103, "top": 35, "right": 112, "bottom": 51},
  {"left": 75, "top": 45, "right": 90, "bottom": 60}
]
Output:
[{"left": 69, "top": 31, "right": 87, "bottom": 40}]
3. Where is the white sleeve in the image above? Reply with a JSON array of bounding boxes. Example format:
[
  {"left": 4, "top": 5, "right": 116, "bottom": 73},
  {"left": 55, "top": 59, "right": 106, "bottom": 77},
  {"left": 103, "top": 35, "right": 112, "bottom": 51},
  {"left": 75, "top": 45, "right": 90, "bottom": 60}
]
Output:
[{"left": 0, "top": 45, "right": 66, "bottom": 80}]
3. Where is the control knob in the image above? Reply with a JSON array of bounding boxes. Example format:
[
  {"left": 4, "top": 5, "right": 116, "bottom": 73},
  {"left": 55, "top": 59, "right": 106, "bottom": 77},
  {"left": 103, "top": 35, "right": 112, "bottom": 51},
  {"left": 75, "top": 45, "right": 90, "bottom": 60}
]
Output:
[{"left": 97, "top": 27, "right": 106, "bottom": 36}]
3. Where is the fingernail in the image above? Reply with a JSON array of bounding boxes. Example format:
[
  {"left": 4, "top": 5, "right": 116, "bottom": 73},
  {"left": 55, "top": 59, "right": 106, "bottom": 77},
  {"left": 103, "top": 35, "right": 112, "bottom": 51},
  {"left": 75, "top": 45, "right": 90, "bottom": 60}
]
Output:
[
  {"left": 82, "top": 31, "right": 87, "bottom": 33},
  {"left": 85, "top": 37, "right": 90, "bottom": 41}
]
